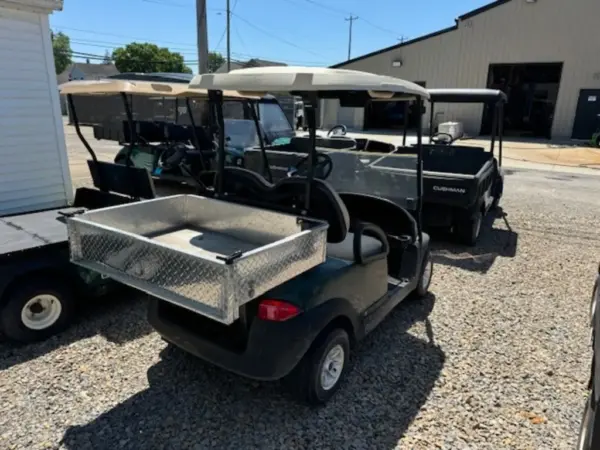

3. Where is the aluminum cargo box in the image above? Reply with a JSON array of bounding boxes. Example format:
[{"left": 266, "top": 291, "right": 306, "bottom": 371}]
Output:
[{"left": 67, "top": 195, "right": 328, "bottom": 324}]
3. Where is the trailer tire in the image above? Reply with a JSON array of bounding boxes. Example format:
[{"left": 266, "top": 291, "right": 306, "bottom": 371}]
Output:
[
  {"left": 0, "top": 276, "right": 76, "bottom": 343},
  {"left": 286, "top": 328, "right": 350, "bottom": 405},
  {"left": 454, "top": 211, "right": 482, "bottom": 246}
]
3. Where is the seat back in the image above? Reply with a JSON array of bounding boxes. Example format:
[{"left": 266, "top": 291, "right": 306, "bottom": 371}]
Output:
[
  {"left": 221, "top": 166, "right": 349, "bottom": 243},
  {"left": 87, "top": 160, "right": 156, "bottom": 199}
]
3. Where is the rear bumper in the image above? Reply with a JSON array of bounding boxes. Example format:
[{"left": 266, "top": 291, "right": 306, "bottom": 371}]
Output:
[{"left": 148, "top": 297, "right": 320, "bottom": 381}]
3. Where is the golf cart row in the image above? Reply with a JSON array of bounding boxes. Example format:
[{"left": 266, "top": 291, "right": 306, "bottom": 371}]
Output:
[{"left": 53, "top": 67, "right": 433, "bottom": 404}]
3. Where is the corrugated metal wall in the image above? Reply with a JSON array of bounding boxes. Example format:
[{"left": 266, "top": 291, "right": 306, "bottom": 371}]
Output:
[{"left": 328, "top": 0, "right": 600, "bottom": 138}]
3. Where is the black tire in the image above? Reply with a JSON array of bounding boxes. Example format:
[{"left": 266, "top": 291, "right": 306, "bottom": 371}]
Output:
[
  {"left": 454, "top": 210, "right": 483, "bottom": 246},
  {"left": 414, "top": 250, "right": 433, "bottom": 298},
  {"left": 578, "top": 393, "right": 599, "bottom": 450},
  {"left": 0, "top": 276, "right": 76, "bottom": 343},
  {"left": 286, "top": 328, "right": 350, "bottom": 405}
]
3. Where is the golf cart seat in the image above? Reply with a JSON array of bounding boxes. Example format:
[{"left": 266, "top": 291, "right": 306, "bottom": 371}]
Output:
[
  {"left": 326, "top": 230, "right": 386, "bottom": 263},
  {"left": 221, "top": 166, "right": 350, "bottom": 244}
]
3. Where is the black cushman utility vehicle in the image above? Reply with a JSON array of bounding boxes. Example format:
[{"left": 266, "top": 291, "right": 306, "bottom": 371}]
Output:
[{"left": 63, "top": 67, "right": 433, "bottom": 404}]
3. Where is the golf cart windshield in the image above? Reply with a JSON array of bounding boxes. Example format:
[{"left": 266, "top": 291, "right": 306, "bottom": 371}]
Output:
[{"left": 190, "top": 66, "right": 429, "bottom": 213}]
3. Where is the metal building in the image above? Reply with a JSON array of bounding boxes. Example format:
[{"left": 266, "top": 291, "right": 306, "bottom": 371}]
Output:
[{"left": 323, "top": 0, "right": 600, "bottom": 140}]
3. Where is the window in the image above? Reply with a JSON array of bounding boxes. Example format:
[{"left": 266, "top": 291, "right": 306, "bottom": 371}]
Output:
[{"left": 258, "top": 101, "right": 294, "bottom": 141}]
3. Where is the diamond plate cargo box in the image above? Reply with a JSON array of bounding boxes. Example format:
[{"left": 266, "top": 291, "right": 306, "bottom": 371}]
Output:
[{"left": 67, "top": 195, "right": 328, "bottom": 324}]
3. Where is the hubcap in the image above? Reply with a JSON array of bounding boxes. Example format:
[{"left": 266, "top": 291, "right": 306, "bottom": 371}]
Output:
[
  {"left": 320, "top": 344, "right": 345, "bottom": 391},
  {"left": 20, "top": 295, "right": 62, "bottom": 330}
]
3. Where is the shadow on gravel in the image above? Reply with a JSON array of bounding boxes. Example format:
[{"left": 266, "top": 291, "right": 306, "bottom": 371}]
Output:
[
  {"left": 60, "top": 294, "right": 445, "bottom": 450},
  {"left": 0, "top": 288, "right": 152, "bottom": 371},
  {"left": 430, "top": 207, "right": 519, "bottom": 274}
]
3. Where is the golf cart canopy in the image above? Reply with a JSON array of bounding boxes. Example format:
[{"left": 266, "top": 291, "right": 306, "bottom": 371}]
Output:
[
  {"left": 189, "top": 66, "right": 430, "bottom": 101},
  {"left": 427, "top": 89, "right": 507, "bottom": 104},
  {"left": 59, "top": 79, "right": 257, "bottom": 99}
]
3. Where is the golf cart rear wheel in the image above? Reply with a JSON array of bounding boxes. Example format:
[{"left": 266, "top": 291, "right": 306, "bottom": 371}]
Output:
[
  {"left": 454, "top": 211, "right": 483, "bottom": 246},
  {"left": 0, "top": 276, "right": 75, "bottom": 343},
  {"left": 415, "top": 250, "right": 433, "bottom": 298},
  {"left": 578, "top": 394, "right": 598, "bottom": 450},
  {"left": 287, "top": 328, "right": 350, "bottom": 405}
]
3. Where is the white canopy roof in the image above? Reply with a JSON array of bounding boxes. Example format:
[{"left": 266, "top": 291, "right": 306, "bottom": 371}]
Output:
[
  {"left": 59, "top": 79, "right": 256, "bottom": 99},
  {"left": 189, "top": 66, "right": 430, "bottom": 100}
]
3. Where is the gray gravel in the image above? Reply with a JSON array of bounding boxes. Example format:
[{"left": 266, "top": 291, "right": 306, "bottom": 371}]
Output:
[{"left": 1, "top": 167, "right": 599, "bottom": 450}]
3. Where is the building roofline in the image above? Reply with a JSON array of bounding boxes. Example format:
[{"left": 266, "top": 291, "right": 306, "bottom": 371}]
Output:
[
  {"left": 331, "top": 0, "right": 513, "bottom": 68},
  {"left": 330, "top": 25, "right": 457, "bottom": 68},
  {"left": 458, "top": 0, "right": 512, "bottom": 20}
]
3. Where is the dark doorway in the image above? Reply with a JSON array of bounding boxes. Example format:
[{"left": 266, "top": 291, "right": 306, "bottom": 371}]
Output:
[
  {"left": 364, "top": 81, "right": 426, "bottom": 130},
  {"left": 483, "top": 63, "right": 563, "bottom": 139},
  {"left": 572, "top": 89, "right": 600, "bottom": 140}
]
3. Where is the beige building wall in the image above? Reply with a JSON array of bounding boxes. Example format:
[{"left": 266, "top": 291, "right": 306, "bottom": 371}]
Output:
[{"left": 325, "top": 0, "right": 600, "bottom": 138}]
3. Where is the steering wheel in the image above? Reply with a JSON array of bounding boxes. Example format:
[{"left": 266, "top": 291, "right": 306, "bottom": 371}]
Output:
[
  {"left": 158, "top": 144, "right": 187, "bottom": 171},
  {"left": 288, "top": 152, "right": 333, "bottom": 180},
  {"left": 327, "top": 124, "right": 347, "bottom": 137},
  {"left": 431, "top": 132, "right": 454, "bottom": 145}
]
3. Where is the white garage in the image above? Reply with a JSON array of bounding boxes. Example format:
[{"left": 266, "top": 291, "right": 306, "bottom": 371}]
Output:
[{"left": 0, "top": 0, "right": 71, "bottom": 216}]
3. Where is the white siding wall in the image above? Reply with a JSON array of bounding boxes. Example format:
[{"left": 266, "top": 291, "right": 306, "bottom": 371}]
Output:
[
  {"left": 328, "top": 0, "right": 600, "bottom": 137},
  {"left": 0, "top": 6, "right": 72, "bottom": 215}
]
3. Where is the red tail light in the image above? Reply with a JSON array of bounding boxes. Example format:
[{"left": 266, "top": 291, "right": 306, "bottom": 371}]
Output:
[{"left": 258, "top": 299, "right": 301, "bottom": 322}]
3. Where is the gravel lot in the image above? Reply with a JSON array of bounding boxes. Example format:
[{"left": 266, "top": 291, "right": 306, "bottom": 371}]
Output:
[{"left": 1, "top": 128, "right": 599, "bottom": 449}]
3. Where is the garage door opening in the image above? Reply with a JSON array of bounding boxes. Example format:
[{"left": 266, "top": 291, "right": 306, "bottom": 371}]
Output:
[
  {"left": 364, "top": 81, "right": 426, "bottom": 130},
  {"left": 483, "top": 63, "right": 563, "bottom": 139}
]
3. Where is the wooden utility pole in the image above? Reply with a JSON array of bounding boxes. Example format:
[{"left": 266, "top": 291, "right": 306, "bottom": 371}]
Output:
[
  {"left": 226, "top": 0, "right": 231, "bottom": 71},
  {"left": 345, "top": 16, "right": 358, "bottom": 60},
  {"left": 196, "top": 0, "right": 209, "bottom": 73}
]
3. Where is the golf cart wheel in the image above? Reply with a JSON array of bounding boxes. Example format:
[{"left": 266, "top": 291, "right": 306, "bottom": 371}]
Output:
[
  {"left": 0, "top": 276, "right": 75, "bottom": 343},
  {"left": 577, "top": 393, "right": 598, "bottom": 450},
  {"left": 454, "top": 210, "right": 483, "bottom": 246},
  {"left": 414, "top": 250, "right": 433, "bottom": 298},
  {"left": 491, "top": 180, "right": 504, "bottom": 210},
  {"left": 287, "top": 328, "right": 350, "bottom": 405}
]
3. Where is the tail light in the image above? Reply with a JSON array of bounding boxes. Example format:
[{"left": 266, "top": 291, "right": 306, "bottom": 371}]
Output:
[{"left": 258, "top": 299, "right": 301, "bottom": 322}]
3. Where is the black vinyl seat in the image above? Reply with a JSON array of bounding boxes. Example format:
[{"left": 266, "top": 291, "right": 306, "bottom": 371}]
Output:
[{"left": 327, "top": 233, "right": 384, "bottom": 262}]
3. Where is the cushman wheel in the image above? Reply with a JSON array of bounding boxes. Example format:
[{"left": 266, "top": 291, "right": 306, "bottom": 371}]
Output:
[
  {"left": 0, "top": 277, "right": 75, "bottom": 343},
  {"left": 287, "top": 328, "right": 350, "bottom": 405},
  {"left": 415, "top": 250, "right": 433, "bottom": 298},
  {"left": 454, "top": 211, "right": 482, "bottom": 246}
]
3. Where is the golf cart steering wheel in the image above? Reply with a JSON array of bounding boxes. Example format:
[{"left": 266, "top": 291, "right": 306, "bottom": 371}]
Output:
[
  {"left": 327, "top": 124, "right": 347, "bottom": 137},
  {"left": 288, "top": 152, "right": 333, "bottom": 179},
  {"left": 431, "top": 132, "right": 454, "bottom": 145}
]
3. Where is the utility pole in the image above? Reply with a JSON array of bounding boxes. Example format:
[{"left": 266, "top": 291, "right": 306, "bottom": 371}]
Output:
[
  {"left": 226, "top": 0, "right": 231, "bottom": 72},
  {"left": 196, "top": 0, "right": 209, "bottom": 73},
  {"left": 345, "top": 16, "right": 358, "bottom": 61}
]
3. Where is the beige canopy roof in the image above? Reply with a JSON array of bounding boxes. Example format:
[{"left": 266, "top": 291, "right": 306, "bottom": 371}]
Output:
[{"left": 58, "top": 79, "right": 257, "bottom": 99}]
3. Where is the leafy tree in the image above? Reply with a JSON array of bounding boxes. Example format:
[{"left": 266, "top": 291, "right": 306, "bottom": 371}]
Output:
[
  {"left": 51, "top": 31, "right": 72, "bottom": 74},
  {"left": 102, "top": 50, "right": 112, "bottom": 64},
  {"left": 112, "top": 42, "right": 192, "bottom": 73},
  {"left": 208, "top": 51, "right": 225, "bottom": 73}
]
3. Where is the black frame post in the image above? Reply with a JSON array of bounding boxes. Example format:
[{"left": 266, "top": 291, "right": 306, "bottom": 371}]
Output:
[
  {"left": 302, "top": 93, "right": 318, "bottom": 212},
  {"left": 498, "top": 102, "right": 504, "bottom": 167},
  {"left": 120, "top": 93, "right": 137, "bottom": 167},
  {"left": 185, "top": 97, "right": 207, "bottom": 171},
  {"left": 416, "top": 96, "right": 424, "bottom": 243},
  {"left": 489, "top": 104, "right": 497, "bottom": 157},
  {"left": 402, "top": 101, "right": 409, "bottom": 146},
  {"left": 248, "top": 100, "right": 272, "bottom": 182},
  {"left": 428, "top": 102, "right": 435, "bottom": 141},
  {"left": 209, "top": 90, "right": 226, "bottom": 196},
  {"left": 67, "top": 94, "right": 98, "bottom": 163}
]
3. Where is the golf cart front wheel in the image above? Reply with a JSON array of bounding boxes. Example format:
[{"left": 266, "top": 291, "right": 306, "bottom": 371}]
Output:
[
  {"left": 415, "top": 250, "right": 433, "bottom": 298},
  {"left": 0, "top": 276, "right": 75, "bottom": 343},
  {"left": 454, "top": 211, "right": 483, "bottom": 246},
  {"left": 287, "top": 328, "right": 350, "bottom": 405}
]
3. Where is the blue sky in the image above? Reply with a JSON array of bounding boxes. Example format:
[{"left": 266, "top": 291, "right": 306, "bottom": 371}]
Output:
[{"left": 51, "top": 0, "right": 493, "bottom": 70}]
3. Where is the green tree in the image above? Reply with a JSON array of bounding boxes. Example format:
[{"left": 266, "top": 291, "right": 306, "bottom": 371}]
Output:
[
  {"left": 112, "top": 42, "right": 192, "bottom": 73},
  {"left": 208, "top": 51, "right": 225, "bottom": 72},
  {"left": 51, "top": 31, "right": 72, "bottom": 74}
]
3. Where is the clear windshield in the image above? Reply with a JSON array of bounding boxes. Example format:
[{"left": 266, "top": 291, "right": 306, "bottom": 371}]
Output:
[
  {"left": 242, "top": 139, "right": 420, "bottom": 210},
  {"left": 258, "top": 101, "right": 294, "bottom": 142}
]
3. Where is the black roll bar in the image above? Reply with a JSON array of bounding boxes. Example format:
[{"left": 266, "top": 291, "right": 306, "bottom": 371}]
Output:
[
  {"left": 209, "top": 90, "right": 226, "bottom": 197},
  {"left": 498, "top": 102, "right": 504, "bottom": 167},
  {"left": 402, "top": 101, "right": 409, "bottom": 146},
  {"left": 184, "top": 97, "right": 207, "bottom": 171},
  {"left": 67, "top": 94, "right": 98, "bottom": 164},
  {"left": 302, "top": 93, "right": 318, "bottom": 212},
  {"left": 416, "top": 96, "right": 424, "bottom": 242},
  {"left": 247, "top": 102, "right": 273, "bottom": 183},
  {"left": 428, "top": 102, "right": 435, "bottom": 142},
  {"left": 120, "top": 93, "right": 137, "bottom": 167}
]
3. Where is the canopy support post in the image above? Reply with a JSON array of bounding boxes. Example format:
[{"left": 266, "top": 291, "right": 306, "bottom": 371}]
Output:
[
  {"left": 121, "top": 93, "right": 137, "bottom": 167},
  {"left": 248, "top": 102, "right": 272, "bottom": 182},
  {"left": 429, "top": 102, "right": 435, "bottom": 142},
  {"left": 303, "top": 93, "right": 318, "bottom": 212},
  {"left": 489, "top": 105, "right": 497, "bottom": 157},
  {"left": 402, "top": 101, "right": 409, "bottom": 146},
  {"left": 416, "top": 96, "right": 424, "bottom": 244},
  {"left": 210, "top": 90, "right": 226, "bottom": 197},
  {"left": 67, "top": 94, "right": 98, "bottom": 164},
  {"left": 498, "top": 102, "right": 504, "bottom": 167},
  {"left": 185, "top": 98, "right": 207, "bottom": 171}
]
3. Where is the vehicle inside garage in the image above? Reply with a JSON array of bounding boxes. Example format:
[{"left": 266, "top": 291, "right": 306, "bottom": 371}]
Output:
[{"left": 483, "top": 62, "right": 563, "bottom": 139}]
